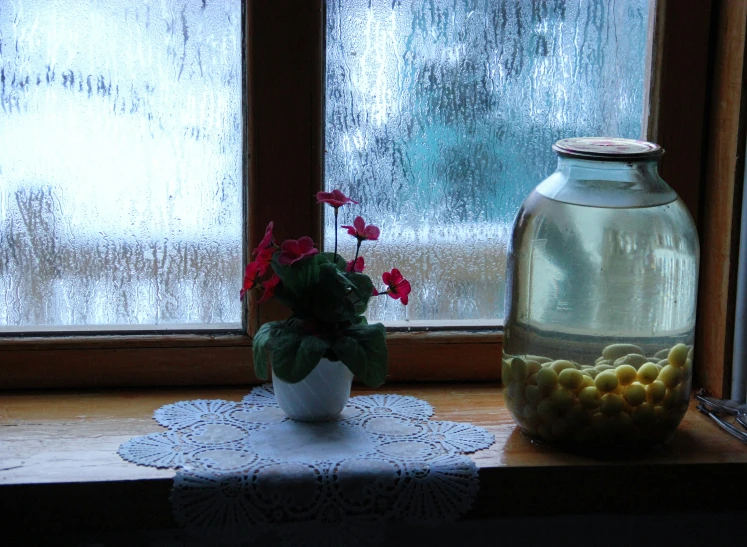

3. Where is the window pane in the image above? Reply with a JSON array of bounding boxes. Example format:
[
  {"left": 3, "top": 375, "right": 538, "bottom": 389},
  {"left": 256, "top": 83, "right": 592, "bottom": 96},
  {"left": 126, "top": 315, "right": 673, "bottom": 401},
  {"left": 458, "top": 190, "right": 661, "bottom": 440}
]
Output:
[
  {"left": 325, "top": 0, "right": 651, "bottom": 323},
  {"left": 0, "top": 0, "right": 243, "bottom": 330}
]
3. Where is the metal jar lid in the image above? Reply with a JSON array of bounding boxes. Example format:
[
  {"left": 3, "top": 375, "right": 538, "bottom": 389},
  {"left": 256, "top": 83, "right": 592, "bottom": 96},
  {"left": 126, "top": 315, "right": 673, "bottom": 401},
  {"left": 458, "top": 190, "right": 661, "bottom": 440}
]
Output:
[{"left": 552, "top": 137, "right": 663, "bottom": 161}]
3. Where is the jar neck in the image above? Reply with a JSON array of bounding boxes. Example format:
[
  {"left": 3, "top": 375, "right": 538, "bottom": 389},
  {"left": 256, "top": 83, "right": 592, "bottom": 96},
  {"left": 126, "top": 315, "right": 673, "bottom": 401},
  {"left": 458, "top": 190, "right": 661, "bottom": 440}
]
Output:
[
  {"left": 556, "top": 156, "right": 660, "bottom": 182},
  {"left": 535, "top": 155, "right": 676, "bottom": 208}
]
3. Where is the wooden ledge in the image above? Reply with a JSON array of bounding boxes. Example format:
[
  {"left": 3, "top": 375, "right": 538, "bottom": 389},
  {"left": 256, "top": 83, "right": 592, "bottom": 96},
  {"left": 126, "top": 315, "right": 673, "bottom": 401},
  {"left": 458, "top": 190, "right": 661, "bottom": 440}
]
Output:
[{"left": 2, "top": 384, "right": 747, "bottom": 535}]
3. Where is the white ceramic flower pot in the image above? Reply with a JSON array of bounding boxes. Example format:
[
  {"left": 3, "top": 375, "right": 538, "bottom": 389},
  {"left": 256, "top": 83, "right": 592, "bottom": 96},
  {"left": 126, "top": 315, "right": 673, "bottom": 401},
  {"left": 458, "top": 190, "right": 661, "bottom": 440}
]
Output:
[{"left": 272, "top": 358, "right": 354, "bottom": 421}]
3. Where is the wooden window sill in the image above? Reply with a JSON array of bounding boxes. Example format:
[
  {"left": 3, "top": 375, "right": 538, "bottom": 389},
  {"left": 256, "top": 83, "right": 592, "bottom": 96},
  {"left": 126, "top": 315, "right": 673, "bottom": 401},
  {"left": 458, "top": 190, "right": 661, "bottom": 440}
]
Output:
[{"left": 2, "top": 383, "right": 746, "bottom": 535}]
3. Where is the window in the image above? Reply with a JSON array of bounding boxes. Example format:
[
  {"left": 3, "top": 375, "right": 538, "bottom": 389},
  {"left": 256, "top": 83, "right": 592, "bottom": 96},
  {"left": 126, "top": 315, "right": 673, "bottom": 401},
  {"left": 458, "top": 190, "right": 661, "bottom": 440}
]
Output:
[
  {"left": 324, "top": 0, "right": 652, "bottom": 325},
  {"left": 0, "top": 0, "right": 244, "bottom": 332},
  {"left": 0, "top": 0, "right": 734, "bottom": 396}
]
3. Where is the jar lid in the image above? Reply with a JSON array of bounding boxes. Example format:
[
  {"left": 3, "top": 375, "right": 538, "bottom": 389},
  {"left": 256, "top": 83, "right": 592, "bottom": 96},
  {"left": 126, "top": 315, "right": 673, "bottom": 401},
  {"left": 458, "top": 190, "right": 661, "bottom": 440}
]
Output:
[{"left": 552, "top": 137, "right": 663, "bottom": 161}]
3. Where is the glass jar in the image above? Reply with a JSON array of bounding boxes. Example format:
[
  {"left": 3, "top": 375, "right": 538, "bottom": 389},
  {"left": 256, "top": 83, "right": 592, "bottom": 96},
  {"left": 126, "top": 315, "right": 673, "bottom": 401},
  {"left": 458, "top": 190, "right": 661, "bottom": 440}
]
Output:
[{"left": 502, "top": 137, "right": 699, "bottom": 451}]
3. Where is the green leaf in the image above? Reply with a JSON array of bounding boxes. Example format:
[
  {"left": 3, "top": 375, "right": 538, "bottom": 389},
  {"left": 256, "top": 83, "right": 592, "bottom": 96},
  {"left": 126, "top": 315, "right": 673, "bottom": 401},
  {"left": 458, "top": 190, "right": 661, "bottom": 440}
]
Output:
[
  {"left": 252, "top": 321, "right": 284, "bottom": 380},
  {"left": 271, "top": 254, "right": 321, "bottom": 297},
  {"left": 321, "top": 252, "right": 347, "bottom": 271},
  {"left": 345, "top": 271, "right": 374, "bottom": 314},
  {"left": 270, "top": 254, "right": 324, "bottom": 317},
  {"left": 272, "top": 331, "right": 330, "bottom": 383},
  {"left": 332, "top": 323, "right": 388, "bottom": 387},
  {"left": 312, "top": 263, "right": 357, "bottom": 322}
]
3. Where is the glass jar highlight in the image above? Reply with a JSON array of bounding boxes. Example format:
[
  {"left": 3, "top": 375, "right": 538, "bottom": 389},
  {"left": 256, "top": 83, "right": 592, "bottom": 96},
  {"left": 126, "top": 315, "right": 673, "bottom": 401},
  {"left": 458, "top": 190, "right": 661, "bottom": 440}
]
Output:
[{"left": 502, "top": 138, "right": 699, "bottom": 450}]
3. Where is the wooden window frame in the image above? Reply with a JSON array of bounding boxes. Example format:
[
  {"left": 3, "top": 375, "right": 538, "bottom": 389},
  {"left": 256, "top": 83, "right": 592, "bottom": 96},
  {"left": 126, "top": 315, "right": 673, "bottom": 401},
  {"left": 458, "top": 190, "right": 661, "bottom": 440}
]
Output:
[{"left": 0, "top": 0, "right": 738, "bottom": 395}]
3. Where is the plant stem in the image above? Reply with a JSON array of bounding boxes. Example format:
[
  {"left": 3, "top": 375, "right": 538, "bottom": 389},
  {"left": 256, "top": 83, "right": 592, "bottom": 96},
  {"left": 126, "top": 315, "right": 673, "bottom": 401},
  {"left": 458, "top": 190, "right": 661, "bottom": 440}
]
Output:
[
  {"left": 334, "top": 208, "right": 339, "bottom": 264},
  {"left": 354, "top": 239, "right": 362, "bottom": 263}
]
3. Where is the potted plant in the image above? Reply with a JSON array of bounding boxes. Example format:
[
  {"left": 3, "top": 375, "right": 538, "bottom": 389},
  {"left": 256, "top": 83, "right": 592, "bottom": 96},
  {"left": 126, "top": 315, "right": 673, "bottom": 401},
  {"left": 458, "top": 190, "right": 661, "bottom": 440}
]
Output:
[{"left": 241, "top": 189, "right": 411, "bottom": 421}]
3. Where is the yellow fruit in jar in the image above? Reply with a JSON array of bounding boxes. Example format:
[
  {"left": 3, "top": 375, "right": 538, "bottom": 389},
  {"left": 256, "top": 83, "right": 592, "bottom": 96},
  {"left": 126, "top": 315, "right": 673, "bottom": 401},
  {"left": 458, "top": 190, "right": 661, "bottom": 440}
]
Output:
[
  {"left": 637, "top": 362, "right": 660, "bottom": 385},
  {"left": 611, "top": 412, "right": 633, "bottom": 432},
  {"left": 590, "top": 412, "right": 607, "bottom": 430},
  {"left": 659, "top": 364, "right": 683, "bottom": 389},
  {"left": 663, "top": 384, "right": 686, "bottom": 408},
  {"left": 632, "top": 402, "right": 655, "bottom": 426},
  {"left": 551, "top": 418, "right": 571, "bottom": 439},
  {"left": 581, "top": 376, "right": 596, "bottom": 389},
  {"left": 613, "top": 354, "right": 648, "bottom": 369},
  {"left": 550, "top": 360, "right": 577, "bottom": 374},
  {"left": 647, "top": 381, "right": 667, "bottom": 404},
  {"left": 527, "top": 355, "right": 553, "bottom": 364},
  {"left": 537, "top": 424, "right": 554, "bottom": 440},
  {"left": 502, "top": 360, "right": 513, "bottom": 384},
  {"left": 511, "top": 357, "right": 528, "bottom": 381},
  {"left": 682, "top": 359, "right": 693, "bottom": 383},
  {"left": 537, "top": 399, "right": 558, "bottom": 423},
  {"left": 687, "top": 346, "right": 694, "bottom": 362},
  {"left": 654, "top": 406, "right": 666, "bottom": 421},
  {"left": 654, "top": 348, "right": 670, "bottom": 360},
  {"left": 595, "top": 371, "right": 619, "bottom": 392},
  {"left": 615, "top": 364, "right": 638, "bottom": 386},
  {"left": 527, "top": 360, "right": 542, "bottom": 376},
  {"left": 566, "top": 405, "right": 590, "bottom": 427},
  {"left": 536, "top": 367, "right": 558, "bottom": 394},
  {"left": 574, "top": 426, "right": 592, "bottom": 443},
  {"left": 550, "top": 386, "right": 574, "bottom": 413},
  {"left": 525, "top": 385, "right": 543, "bottom": 405},
  {"left": 623, "top": 384, "right": 647, "bottom": 407},
  {"left": 668, "top": 343, "right": 689, "bottom": 368},
  {"left": 523, "top": 404, "right": 539, "bottom": 421},
  {"left": 579, "top": 386, "right": 602, "bottom": 409},
  {"left": 600, "top": 393, "right": 624, "bottom": 416},
  {"left": 602, "top": 343, "right": 644, "bottom": 361},
  {"left": 558, "top": 368, "right": 585, "bottom": 391}
]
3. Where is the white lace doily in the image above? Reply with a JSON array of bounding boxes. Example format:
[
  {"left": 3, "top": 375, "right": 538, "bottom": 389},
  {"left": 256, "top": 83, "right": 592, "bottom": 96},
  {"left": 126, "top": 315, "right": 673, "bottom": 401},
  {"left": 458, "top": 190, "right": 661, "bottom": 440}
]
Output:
[{"left": 118, "top": 385, "right": 494, "bottom": 546}]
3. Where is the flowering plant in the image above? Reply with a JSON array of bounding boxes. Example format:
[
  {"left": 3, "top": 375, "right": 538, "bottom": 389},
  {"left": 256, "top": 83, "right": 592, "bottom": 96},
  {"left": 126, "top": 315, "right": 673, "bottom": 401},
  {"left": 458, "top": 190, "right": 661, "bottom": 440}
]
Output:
[{"left": 242, "top": 189, "right": 411, "bottom": 387}]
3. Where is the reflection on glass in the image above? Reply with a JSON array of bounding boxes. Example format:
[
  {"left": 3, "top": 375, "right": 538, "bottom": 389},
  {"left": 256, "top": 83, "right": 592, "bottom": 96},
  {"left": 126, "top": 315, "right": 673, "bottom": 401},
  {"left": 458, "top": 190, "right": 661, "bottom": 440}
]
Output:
[
  {"left": 325, "top": 0, "right": 651, "bottom": 322},
  {"left": 0, "top": 0, "right": 243, "bottom": 330}
]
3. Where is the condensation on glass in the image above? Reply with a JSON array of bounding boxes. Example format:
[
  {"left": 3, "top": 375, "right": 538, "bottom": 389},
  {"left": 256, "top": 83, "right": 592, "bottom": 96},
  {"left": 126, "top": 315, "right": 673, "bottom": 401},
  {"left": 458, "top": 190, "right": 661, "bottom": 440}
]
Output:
[
  {"left": 325, "top": 0, "right": 652, "bottom": 322},
  {"left": 0, "top": 0, "right": 243, "bottom": 330}
]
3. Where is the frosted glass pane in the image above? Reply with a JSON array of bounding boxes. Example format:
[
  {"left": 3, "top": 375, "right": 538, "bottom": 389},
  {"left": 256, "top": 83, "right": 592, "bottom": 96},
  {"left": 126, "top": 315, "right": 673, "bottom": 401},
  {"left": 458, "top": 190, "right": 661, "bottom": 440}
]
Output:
[
  {"left": 0, "top": 0, "right": 243, "bottom": 330},
  {"left": 325, "top": 0, "right": 651, "bottom": 322}
]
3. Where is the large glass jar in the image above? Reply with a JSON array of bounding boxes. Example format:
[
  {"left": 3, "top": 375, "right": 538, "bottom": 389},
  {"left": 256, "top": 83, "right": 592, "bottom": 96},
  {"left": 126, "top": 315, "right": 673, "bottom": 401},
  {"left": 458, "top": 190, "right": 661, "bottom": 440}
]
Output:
[{"left": 502, "top": 137, "right": 699, "bottom": 451}]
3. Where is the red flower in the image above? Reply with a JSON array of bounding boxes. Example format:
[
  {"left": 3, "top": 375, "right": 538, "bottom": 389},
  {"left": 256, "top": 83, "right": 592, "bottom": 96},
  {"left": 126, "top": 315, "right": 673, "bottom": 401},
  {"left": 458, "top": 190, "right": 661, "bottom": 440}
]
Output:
[
  {"left": 255, "top": 246, "right": 275, "bottom": 270},
  {"left": 278, "top": 236, "right": 319, "bottom": 266},
  {"left": 257, "top": 274, "right": 281, "bottom": 304},
  {"left": 341, "top": 216, "right": 380, "bottom": 242},
  {"left": 382, "top": 268, "right": 411, "bottom": 305},
  {"left": 240, "top": 261, "right": 261, "bottom": 299},
  {"left": 316, "top": 189, "right": 358, "bottom": 209},
  {"left": 346, "top": 256, "right": 365, "bottom": 273},
  {"left": 253, "top": 221, "right": 275, "bottom": 256}
]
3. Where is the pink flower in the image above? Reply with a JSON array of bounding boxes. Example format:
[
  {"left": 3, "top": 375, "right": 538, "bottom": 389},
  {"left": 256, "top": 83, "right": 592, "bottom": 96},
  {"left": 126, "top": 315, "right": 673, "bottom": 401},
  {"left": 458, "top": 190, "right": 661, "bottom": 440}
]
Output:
[
  {"left": 316, "top": 189, "right": 358, "bottom": 209},
  {"left": 257, "top": 274, "right": 281, "bottom": 304},
  {"left": 346, "top": 256, "right": 365, "bottom": 273},
  {"left": 341, "top": 216, "right": 380, "bottom": 242},
  {"left": 382, "top": 268, "right": 411, "bottom": 305},
  {"left": 278, "top": 236, "right": 319, "bottom": 266},
  {"left": 253, "top": 221, "right": 275, "bottom": 256}
]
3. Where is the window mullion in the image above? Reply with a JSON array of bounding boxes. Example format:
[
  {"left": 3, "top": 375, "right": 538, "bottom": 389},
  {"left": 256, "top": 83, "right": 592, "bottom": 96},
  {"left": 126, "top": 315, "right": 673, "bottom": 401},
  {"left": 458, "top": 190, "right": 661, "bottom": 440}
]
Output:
[{"left": 247, "top": 0, "right": 325, "bottom": 335}]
